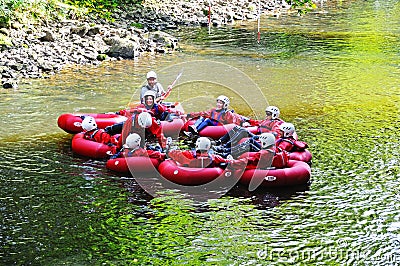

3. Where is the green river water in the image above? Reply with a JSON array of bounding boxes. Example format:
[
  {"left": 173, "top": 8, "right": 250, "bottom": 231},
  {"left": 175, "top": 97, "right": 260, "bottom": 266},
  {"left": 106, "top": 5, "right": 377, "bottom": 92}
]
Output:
[{"left": 1, "top": 0, "right": 399, "bottom": 265}]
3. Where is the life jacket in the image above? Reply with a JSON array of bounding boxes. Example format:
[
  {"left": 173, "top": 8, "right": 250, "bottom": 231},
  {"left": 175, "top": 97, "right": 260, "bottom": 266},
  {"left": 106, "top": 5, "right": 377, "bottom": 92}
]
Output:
[
  {"left": 272, "top": 151, "right": 289, "bottom": 168},
  {"left": 84, "top": 129, "right": 99, "bottom": 140},
  {"left": 209, "top": 108, "right": 226, "bottom": 122},
  {"left": 245, "top": 149, "right": 275, "bottom": 169},
  {"left": 84, "top": 129, "right": 110, "bottom": 143},
  {"left": 258, "top": 119, "right": 283, "bottom": 134},
  {"left": 187, "top": 151, "right": 214, "bottom": 168},
  {"left": 276, "top": 137, "right": 295, "bottom": 152},
  {"left": 257, "top": 149, "right": 275, "bottom": 169}
]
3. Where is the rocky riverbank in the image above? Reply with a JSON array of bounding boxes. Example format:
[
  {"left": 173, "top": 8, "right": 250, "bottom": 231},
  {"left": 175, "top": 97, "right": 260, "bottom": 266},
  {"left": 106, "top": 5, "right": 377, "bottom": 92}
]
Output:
[{"left": 0, "top": 0, "right": 290, "bottom": 89}]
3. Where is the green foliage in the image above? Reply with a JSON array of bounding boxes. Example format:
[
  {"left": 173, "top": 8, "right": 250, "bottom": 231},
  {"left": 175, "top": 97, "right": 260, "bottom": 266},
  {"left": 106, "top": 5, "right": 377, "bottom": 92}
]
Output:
[
  {"left": 286, "top": 0, "right": 317, "bottom": 14},
  {"left": 64, "top": 0, "right": 142, "bottom": 20},
  {"left": 0, "top": 0, "right": 24, "bottom": 25},
  {"left": 0, "top": 0, "right": 85, "bottom": 26},
  {"left": 0, "top": 33, "right": 12, "bottom": 46},
  {"left": 130, "top": 22, "right": 143, "bottom": 29},
  {"left": 0, "top": 0, "right": 143, "bottom": 25}
]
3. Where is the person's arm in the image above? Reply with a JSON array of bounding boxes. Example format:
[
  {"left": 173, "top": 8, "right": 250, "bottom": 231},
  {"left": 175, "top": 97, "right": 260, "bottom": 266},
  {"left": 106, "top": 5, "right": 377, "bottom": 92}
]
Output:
[
  {"left": 154, "top": 83, "right": 166, "bottom": 103},
  {"left": 147, "top": 150, "right": 166, "bottom": 161},
  {"left": 187, "top": 109, "right": 211, "bottom": 120},
  {"left": 147, "top": 119, "right": 167, "bottom": 148},
  {"left": 214, "top": 154, "right": 248, "bottom": 169}
]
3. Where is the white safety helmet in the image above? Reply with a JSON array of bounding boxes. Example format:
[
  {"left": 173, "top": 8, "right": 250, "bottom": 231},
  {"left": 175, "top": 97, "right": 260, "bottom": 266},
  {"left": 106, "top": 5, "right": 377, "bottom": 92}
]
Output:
[
  {"left": 279, "top": 122, "right": 295, "bottom": 138},
  {"left": 146, "top": 71, "right": 157, "bottom": 79},
  {"left": 265, "top": 106, "right": 280, "bottom": 119},
  {"left": 195, "top": 137, "right": 211, "bottom": 152},
  {"left": 143, "top": 90, "right": 156, "bottom": 100},
  {"left": 216, "top": 95, "right": 230, "bottom": 109},
  {"left": 81, "top": 116, "right": 97, "bottom": 131},
  {"left": 259, "top": 133, "right": 276, "bottom": 149},
  {"left": 137, "top": 112, "right": 152, "bottom": 128},
  {"left": 143, "top": 90, "right": 156, "bottom": 105},
  {"left": 125, "top": 133, "right": 141, "bottom": 150}
]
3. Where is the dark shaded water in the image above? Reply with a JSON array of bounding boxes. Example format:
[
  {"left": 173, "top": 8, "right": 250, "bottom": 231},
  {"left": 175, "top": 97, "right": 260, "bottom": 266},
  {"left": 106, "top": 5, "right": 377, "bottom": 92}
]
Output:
[{"left": 1, "top": 0, "right": 400, "bottom": 264}]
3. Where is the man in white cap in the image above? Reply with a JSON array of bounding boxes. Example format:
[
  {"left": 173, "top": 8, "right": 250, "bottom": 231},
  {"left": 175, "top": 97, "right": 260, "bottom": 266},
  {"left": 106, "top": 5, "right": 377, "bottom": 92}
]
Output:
[{"left": 140, "top": 71, "right": 168, "bottom": 103}]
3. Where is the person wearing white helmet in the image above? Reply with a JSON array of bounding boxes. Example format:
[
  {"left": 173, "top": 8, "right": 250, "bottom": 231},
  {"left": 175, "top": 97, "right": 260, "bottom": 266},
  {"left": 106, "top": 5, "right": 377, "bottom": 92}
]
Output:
[
  {"left": 139, "top": 90, "right": 182, "bottom": 121},
  {"left": 113, "top": 89, "right": 182, "bottom": 122},
  {"left": 109, "top": 133, "right": 166, "bottom": 162},
  {"left": 81, "top": 116, "right": 118, "bottom": 146},
  {"left": 236, "top": 132, "right": 289, "bottom": 169},
  {"left": 184, "top": 95, "right": 248, "bottom": 136},
  {"left": 214, "top": 132, "right": 289, "bottom": 169},
  {"left": 275, "top": 122, "right": 308, "bottom": 153},
  {"left": 212, "top": 105, "right": 285, "bottom": 149},
  {"left": 167, "top": 136, "right": 247, "bottom": 169},
  {"left": 249, "top": 105, "right": 284, "bottom": 136},
  {"left": 140, "top": 70, "right": 167, "bottom": 103},
  {"left": 104, "top": 110, "right": 167, "bottom": 149}
]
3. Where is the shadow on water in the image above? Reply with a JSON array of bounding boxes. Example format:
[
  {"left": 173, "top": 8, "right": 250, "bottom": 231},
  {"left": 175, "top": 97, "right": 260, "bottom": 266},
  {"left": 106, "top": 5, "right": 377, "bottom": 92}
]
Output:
[{"left": 226, "top": 183, "right": 311, "bottom": 209}]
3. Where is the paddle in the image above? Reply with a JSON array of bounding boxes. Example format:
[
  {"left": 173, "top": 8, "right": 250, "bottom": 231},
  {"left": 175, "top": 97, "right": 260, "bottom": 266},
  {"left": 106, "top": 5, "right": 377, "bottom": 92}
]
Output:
[{"left": 160, "top": 70, "right": 183, "bottom": 101}]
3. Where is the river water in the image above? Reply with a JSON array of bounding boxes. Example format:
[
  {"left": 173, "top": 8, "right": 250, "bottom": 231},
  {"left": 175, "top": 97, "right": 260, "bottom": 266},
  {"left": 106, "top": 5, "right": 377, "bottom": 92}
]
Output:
[{"left": 1, "top": 0, "right": 400, "bottom": 265}]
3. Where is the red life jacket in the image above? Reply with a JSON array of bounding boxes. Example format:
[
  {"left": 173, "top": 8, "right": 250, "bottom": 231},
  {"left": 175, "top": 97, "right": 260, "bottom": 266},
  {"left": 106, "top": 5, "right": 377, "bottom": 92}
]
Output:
[
  {"left": 276, "top": 137, "right": 295, "bottom": 152},
  {"left": 84, "top": 129, "right": 117, "bottom": 145},
  {"left": 209, "top": 108, "right": 226, "bottom": 122},
  {"left": 258, "top": 119, "right": 283, "bottom": 135},
  {"left": 272, "top": 151, "right": 289, "bottom": 168}
]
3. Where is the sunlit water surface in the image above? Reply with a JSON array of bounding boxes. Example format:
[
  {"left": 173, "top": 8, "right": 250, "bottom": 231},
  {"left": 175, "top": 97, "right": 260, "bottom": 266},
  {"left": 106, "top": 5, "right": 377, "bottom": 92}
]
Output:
[{"left": 1, "top": 0, "right": 400, "bottom": 264}]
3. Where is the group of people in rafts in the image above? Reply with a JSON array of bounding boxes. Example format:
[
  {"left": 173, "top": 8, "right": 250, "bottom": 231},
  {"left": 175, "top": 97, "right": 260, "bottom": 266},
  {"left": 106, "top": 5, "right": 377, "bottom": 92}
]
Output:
[{"left": 80, "top": 70, "right": 309, "bottom": 171}]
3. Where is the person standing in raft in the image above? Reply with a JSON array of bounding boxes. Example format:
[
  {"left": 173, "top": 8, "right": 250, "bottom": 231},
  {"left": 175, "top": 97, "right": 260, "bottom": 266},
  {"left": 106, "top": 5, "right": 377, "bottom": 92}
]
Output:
[
  {"left": 140, "top": 71, "right": 169, "bottom": 103},
  {"left": 238, "top": 133, "right": 289, "bottom": 169},
  {"left": 81, "top": 116, "right": 119, "bottom": 153},
  {"left": 105, "top": 111, "right": 167, "bottom": 149},
  {"left": 213, "top": 105, "right": 284, "bottom": 149},
  {"left": 184, "top": 95, "right": 248, "bottom": 137},
  {"left": 167, "top": 137, "right": 247, "bottom": 169},
  {"left": 110, "top": 133, "right": 166, "bottom": 162},
  {"left": 276, "top": 122, "right": 308, "bottom": 153}
]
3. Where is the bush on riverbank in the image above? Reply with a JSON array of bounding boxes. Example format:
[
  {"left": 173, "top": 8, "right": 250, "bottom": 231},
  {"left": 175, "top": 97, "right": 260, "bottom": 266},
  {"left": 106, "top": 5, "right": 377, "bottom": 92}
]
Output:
[{"left": 1, "top": 0, "right": 315, "bottom": 28}]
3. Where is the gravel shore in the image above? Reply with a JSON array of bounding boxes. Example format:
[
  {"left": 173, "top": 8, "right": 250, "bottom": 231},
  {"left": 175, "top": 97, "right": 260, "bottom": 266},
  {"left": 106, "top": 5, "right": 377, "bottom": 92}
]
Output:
[{"left": 0, "top": 0, "right": 290, "bottom": 89}]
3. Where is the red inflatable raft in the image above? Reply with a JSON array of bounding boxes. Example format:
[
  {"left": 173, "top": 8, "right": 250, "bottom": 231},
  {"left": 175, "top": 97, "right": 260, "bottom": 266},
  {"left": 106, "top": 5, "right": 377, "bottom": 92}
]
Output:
[
  {"left": 71, "top": 133, "right": 116, "bottom": 159},
  {"left": 157, "top": 159, "right": 238, "bottom": 186},
  {"left": 58, "top": 113, "right": 185, "bottom": 137},
  {"left": 106, "top": 157, "right": 161, "bottom": 174},
  {"left": 58, "top": 113, "right": 127, "bottom": 134},
  {"left": 289, "top": 149, "right": 312, "bottom": 164},
  {"left": 183, "top": 119, "right": 259, "bottom": 139},
  {"left": 239, "top": 160, "right": 311, "bottom": 188}
]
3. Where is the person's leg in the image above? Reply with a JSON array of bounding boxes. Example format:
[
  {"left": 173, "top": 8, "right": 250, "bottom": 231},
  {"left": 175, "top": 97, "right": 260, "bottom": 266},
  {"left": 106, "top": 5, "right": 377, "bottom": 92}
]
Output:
[
  {"left": 196, "top": 118, "right": 215, "bottom": 132},
  {"left": 248, "top": 138, "right": 261, "bottom": 151},
  {"left": 225, "top": 127, "right": 251, "bottom": 147},
  {"left": 189, "top": 116, "right": 205, "bottom": 134},
  {"left": 230, "top": 140, "right": 252, "bottom": 158},
  {"left": 105, "top": 122, "right": 124, "bottom": 135}
]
